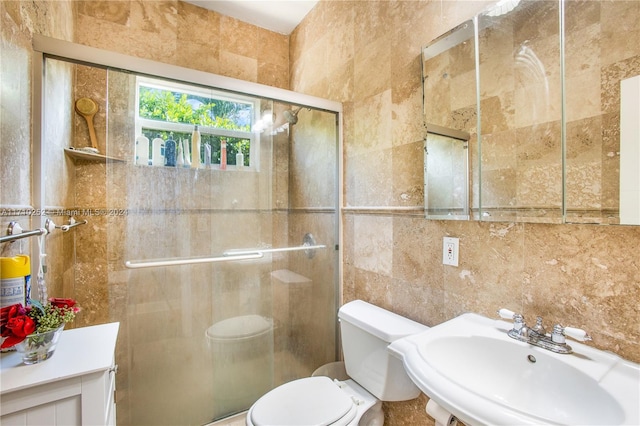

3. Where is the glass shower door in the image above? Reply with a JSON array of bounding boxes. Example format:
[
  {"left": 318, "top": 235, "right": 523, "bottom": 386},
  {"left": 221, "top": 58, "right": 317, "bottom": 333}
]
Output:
[{"left": 101, "top": 67, "right": 338, "bottom": 425}]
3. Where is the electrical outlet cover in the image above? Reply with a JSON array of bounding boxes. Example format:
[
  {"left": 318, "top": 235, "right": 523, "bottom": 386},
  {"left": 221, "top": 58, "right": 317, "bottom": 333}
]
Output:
[{"left": 443, "top": 237, "right": 459, "bottom": 267}]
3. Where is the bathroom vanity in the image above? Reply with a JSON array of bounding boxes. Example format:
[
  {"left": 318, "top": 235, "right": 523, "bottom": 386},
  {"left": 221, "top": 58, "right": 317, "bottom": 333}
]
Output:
[{"left": 0, "top": 322, "right": 119, "bottom": 425}]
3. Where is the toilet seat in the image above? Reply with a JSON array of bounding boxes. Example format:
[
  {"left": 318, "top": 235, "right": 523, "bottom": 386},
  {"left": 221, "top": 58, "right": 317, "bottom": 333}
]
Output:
[{"left": 248, "top": 376, "right": 358, "bottom": 426}]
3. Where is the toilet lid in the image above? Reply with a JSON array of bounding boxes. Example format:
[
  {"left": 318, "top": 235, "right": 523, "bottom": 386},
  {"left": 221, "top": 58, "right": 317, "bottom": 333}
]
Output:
[
  {"left": 250, "top": 376, "right": 356, "bottom": 426},
  {"left": 206, "top": 315, "right": 272, "bottom": 340}
]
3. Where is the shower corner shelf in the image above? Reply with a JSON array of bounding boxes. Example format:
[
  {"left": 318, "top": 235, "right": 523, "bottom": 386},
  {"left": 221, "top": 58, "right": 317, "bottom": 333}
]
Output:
[{"left": 64, "top": 148, "right": 125, "bottom": 163}]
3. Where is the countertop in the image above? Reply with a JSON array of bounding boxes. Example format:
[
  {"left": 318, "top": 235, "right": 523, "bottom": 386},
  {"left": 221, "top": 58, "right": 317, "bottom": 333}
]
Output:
[{"left": 0, "top": 322, "right": 120, "bottom": 394}]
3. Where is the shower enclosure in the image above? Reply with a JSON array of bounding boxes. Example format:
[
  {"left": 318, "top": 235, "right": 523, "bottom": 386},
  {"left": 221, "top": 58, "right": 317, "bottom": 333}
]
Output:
[{"left": 37, "top": 37, "right": 341, "bottom": 425}]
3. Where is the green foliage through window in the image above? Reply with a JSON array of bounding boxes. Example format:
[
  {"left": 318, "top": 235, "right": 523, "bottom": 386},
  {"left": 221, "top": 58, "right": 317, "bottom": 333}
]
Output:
[
  {"left": 137, "top": 83, "right": 253, "bottom": 167},
  {"left": 139, "top": 87, "right": 251, "bottom": 131}
]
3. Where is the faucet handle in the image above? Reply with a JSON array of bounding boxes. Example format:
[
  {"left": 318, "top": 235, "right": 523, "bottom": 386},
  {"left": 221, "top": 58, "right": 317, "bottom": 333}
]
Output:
[
  {"left": 552, "top": 324, "right": 592, "bottom": 344},
  {"left": 563, "top": 326, "right": 592, "bottom": 342},
  {"left": 497, "top": 308, "right": 517, "bottom": 320}
]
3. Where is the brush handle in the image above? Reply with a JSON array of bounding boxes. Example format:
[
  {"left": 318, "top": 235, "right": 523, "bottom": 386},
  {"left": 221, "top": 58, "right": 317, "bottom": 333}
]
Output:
[{"left": 84, "top": 113, "right": 99, "bottom": 150}]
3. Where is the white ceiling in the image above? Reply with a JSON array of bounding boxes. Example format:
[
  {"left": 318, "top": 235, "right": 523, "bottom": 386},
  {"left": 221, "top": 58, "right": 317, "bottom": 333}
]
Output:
[{"left": 184, "top": 0, "right": 319, "bottom": 35}]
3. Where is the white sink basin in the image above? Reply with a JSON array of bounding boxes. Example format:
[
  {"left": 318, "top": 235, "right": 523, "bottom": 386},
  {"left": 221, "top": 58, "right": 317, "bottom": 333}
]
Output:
[{"left": 389, "top": 313, "right": 640, "bottom": 425}]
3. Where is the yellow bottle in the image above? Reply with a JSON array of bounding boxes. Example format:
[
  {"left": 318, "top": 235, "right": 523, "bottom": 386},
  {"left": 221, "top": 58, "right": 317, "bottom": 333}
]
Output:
[{"left": 0, "top": 255, "right": 31, "bottom": 307}]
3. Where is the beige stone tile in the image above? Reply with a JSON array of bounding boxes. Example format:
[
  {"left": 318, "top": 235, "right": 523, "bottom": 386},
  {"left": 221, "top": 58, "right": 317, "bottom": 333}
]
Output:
[
  {"left": 566, "top": 69, "right": 602, "bottom": 122},
  {"left": 523, "top": 223, "right": 640, "bottom": 362},
  {"left": 258, "top": 30, "right": 289, "bottom": 67},
  {"left": 291, "top": 31, "right": 328, "bottom": 92},
  {"left": 564, "top": 0, "right": 600, "bottom": 34},
  {"left": 391, "top": 1, "right": 438, "bottom": 69},
  {"left": 351, "top": 89, "right": 393, "bottom": 155},
  {"left": 391, "top": 216, "right": 440, "bottom": 286},
  {"left": 352, "top": 266, "right": 393, "bottom": 310},
  {"left": 450, "top": 68, "right": 477, "bottom": 112},
  {"left": 74, "top": 260, "right": 109, "bottom": 327},
  {"left": 391, "top": 140, "right": 423, "bottom": 206},
  {"left": 512, "top": 0, "right": 560, "bottom": 44},
  {"left": 220, "top": 15, "right": 258, "bottom": 59},
  {"left": 352, "top": 215, "right": 393, "bottom": 276},
  {"left": 601, "top": 112, "right": 620, "bottom": 211},
  {"left": 517, "top": 162, "right": 563, "bottom": 210},
  {"left": 352, "top": 1, "right": 393, "bottom": 52},
  {"left": 481, "top": 128, "right": 517, "bottom": 171},
  {"left": 75, "top": 12, "right": 178, "bottom": 64},
  {"left": 443, "top": 221, "right": 526, "bottom": 320},
  {"left": 566, "top": 116, "right": 604, "bottom": 209},
  {"left": 601, "top": 1, "right": 640, "bottom": 66},
  {"left": 176, "top": 1, "right": 218, "bottom": 42},
  {"left": 513, "top": 74, "right": 562, "bottom": 127},
  {"left": 565, "top": 21, "right": 600, "bottom": 75},
  {"left": 480, "top": 95, "right": 512, "bottom": 134},
  {"left": 258, "top": 61, "right": 288, "bottom": 89},
  {"left": 353, "top": 35, "right": 391, "bottom": 101},
  {"left": 451, "top": 104, "right": 477, "bottom": 135},
  {"left": 129, "top": 1, "right": 178, "bottom": 39},
  {"left": 390, "top": 52, "right": 421, "bottom": 107},
  {"left": 346, "top": 149, "right": 394, "bottom": 207},
  {"left": 174, "top": 40, "right": 220, "bottom": 74},
  {"left": 423, "top": 54, "right": 454, "bottom": 126},
  {"left": 218, "top": 51, "right": 258, "bottom": 82},
  {"left": 392, "top": 83, "right": 423, "bottom": 147},
  {"left": 327, "top": 59, "right": 354, "bottom": 103},
  {"left": 76, "top": 0, "right": 131, "bottom": 26},
  {"left": 478, "top": 21, "right": 514, "bottom": 67},
  {"left": 324, "top": 17, "right": 354, "bottom": 77}
]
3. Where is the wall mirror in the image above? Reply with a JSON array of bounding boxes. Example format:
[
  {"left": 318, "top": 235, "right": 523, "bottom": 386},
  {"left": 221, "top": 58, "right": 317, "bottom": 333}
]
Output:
[
  {"left": 423, "top": 0, "right": 640, "bottom": 225},
  {"left": 422, "top": 20, "right": 478, "bottom": 220},
  {"left": 424, "top": 124, "right": 470, "bottom": 220}
]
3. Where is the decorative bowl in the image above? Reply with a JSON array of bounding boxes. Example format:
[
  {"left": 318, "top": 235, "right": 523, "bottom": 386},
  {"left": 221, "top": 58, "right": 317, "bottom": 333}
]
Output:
[{"left": 14, "top": 324, "right": 65, "bottom": 364}]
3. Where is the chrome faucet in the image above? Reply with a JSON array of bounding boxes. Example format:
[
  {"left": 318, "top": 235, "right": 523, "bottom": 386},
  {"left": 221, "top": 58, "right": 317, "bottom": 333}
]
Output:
[{"left": 497, "top": 309, "right": 592, "bottom": 354}]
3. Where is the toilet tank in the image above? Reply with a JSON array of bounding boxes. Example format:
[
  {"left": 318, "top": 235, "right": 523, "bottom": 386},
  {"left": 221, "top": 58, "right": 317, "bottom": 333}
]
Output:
[{"left": 338, "top": 300, "right": 428, "bottom": 401}]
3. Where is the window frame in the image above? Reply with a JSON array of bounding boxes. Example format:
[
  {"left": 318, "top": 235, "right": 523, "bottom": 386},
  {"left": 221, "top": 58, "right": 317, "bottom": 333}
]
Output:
[{"left": 134, "top": 76, "right": 260, "bottom": 169}]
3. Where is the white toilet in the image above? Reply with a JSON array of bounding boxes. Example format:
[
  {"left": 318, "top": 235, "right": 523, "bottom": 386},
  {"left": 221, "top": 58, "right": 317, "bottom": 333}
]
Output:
[{"left": 246, "top": 300, "right": 428, "bottom": 426}]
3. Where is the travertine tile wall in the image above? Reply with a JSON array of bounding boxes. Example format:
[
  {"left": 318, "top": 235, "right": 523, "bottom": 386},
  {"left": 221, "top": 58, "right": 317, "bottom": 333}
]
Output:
[
  {"left": 290, "top": 1, "right": 640, "bottom": 424},
  {"left": 3, "top": 1, "right": 639, "bottom": 425},
  {"left": 1, "top": 2, "right": 76, "bottom": 300},
  {"left": 73, "top": 1, "right": 289, "bottom": 88}
]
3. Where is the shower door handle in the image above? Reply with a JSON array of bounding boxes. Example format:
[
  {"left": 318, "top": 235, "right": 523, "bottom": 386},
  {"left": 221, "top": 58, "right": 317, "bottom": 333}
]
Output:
[
  {"left": 224, "top": 233, "right": 326, "bottom": 259},
  {"left": 124, "top": 252, "right": 264, "bottom": 269},
  {"left": 125, "top": 234, "right": 327, "bottom": 269},
  {"left": 223, "top": 244, "right": 326, "bottom": 256}
]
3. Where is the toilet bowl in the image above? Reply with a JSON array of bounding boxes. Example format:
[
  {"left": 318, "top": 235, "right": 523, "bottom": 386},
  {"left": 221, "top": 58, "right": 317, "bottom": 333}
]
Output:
[
  {"left": 207, "top": 315, "right": 274, "bottom": 419},
  {"left": 246, "top": 300, "right": 428, "bottom": 426},
  {"left": 246, "top": 376, "right": 380, "bottom": 426}
]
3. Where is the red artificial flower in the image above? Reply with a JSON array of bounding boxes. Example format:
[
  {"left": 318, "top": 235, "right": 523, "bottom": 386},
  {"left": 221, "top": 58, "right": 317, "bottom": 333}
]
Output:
[
  {"left": 48, "top": 298, "right": 77, "bottom": 309},
  {"left": 0, "top": 304, "right": 35, "bottom": 348}
]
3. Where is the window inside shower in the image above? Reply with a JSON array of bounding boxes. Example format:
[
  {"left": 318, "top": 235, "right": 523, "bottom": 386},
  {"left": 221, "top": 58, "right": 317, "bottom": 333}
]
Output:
[{"left": 135, "top": 76, "right": 257, "bottom": 168}]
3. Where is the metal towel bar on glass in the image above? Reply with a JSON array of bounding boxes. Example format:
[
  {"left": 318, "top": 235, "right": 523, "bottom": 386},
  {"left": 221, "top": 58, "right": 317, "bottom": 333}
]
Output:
[
  {"left": 125, "top": 234, "right": 326, "bottom": 270},
  {"left": 0, "top": 218, "right": 88, "bottom": 244}
]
